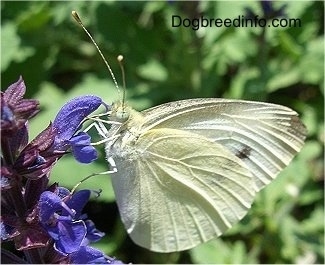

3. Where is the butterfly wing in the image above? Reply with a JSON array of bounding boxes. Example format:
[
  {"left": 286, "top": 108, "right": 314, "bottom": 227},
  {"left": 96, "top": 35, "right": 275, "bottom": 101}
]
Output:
[
  {"left": 141, "top": 98, "right": 306, "bottom": 191},
  {"left": 110, "top": 128, "right": 255, "bottom": 252}
]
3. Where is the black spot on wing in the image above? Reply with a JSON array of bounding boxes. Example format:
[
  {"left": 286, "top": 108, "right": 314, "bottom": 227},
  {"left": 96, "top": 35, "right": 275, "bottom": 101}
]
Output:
[{"left": 235, "top": 146, "right": 252, "bottom": 160}]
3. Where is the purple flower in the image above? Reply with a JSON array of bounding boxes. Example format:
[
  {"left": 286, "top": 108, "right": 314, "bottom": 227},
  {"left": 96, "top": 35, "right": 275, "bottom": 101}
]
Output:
[
  {"left": 69, "top": 246, "right": 124, "bottom": 264},
  {"left": 1, "top": 76, "right": 39, "bottom": 136},
  {"left": 10, "top": 95, "right": 102, "bottom": 178},
  {"left": 38, "top": 188, "right": 105, "bottom": 254},
  {"left": 83, "top": 219, "right": 106, "bottom": 244},
  {"left": 1, "top": 76, "right": 123, "bottom": 263},
  {"left": 52, "top": 95, "right": 102, "bottom": 163},
  {"left": 1, "top": 76, "right": 103, "bottom": 168},
  {"left": 1, "top": 78, "right": 103, "bottom": 183},
  {"left": 69, "top": 132, "right": 98, "bottom": 164},
  {"left": 0, "top": 220, "right": 17, "bottom": 241},
  {"left": 260, "top": 0, "right": 287, "bottom": 19}
]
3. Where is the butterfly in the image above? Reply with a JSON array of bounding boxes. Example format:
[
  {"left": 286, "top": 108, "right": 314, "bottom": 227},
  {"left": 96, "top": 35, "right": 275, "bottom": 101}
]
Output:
[
  {"left": 72, "top": 11, "right": 306, "bottom": 253},
  {"left": 102, "top": 98, "right": 306, "bottom": 252}
]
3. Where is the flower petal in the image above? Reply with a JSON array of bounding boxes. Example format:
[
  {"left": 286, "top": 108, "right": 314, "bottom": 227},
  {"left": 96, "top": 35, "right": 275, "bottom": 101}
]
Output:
[
  {"left": 69, "top": 132, "right": 91, "bottom": 146},
  {"left": 53, "top": 220, "right": 86, "bottom": 254},
  {"left": 69, "top": 246, "right": 110, "bottom": 264},
  {"left": 70, "top": 132, "right": 98, "bottom": 163},
  {"left": 65, "top": 190, "right": 91, "bottom": 218},
  {"left": 73, "top": 145, "right": 98, "bottom": 163},
  {"left": 39, "top": 191, "right": 72, "bottom": 222},
  {"left": 53, "top": 95, "right": 102, "bottom": 150},
  {"left": 84, "top": 220, "right": 105, "bottom": 243}
]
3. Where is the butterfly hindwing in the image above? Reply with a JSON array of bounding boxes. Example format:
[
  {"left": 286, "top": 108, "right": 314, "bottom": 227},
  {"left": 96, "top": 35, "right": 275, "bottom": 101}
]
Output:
[{"left": 109, "top": 128, "right": 255, "bottom": 252}]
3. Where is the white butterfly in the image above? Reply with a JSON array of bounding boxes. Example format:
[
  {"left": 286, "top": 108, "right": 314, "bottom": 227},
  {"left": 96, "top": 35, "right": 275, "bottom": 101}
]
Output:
[
  {"left": 98, "top": 98, "right": 306, "bottom": 253},
  {"left": 71, "top": 10, "right": 306, "bottom": 253}
]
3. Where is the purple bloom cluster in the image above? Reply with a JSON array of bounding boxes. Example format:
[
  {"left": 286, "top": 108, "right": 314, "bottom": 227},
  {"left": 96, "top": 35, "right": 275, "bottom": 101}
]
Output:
[{"left": 1, "top": 77, "right": 123, "bottom": 264}]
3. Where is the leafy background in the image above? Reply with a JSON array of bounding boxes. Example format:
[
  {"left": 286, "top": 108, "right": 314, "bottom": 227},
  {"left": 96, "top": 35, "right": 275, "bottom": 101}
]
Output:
[{"left": 1, "top": 1, "right": 324, "bottom": 264}]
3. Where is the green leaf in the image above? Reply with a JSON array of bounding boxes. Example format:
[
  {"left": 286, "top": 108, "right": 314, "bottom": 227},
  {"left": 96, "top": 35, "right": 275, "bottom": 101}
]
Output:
[
  {"left": 1, "top": 22, "right": 34, "bottom": 71},
  {"left": 190, "top": 239, "right": 258, "bottom": 264},
  {"left": 137, "top": 59, "right": 168, "bottom": 82},
  {"left": 298, "top": 37, "right": 324, "bottom": 85}
]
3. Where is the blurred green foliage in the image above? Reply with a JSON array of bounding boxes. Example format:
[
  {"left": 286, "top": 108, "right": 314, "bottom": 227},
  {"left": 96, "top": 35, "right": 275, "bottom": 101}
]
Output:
[{"left": 1, "top": 1, "right": 324, "bottom": 264}]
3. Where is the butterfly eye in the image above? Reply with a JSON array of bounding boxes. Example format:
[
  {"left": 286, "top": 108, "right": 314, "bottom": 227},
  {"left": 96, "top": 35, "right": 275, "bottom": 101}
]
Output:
[{"left": 115, "top": 109, "right": 130, "bottom": 122}]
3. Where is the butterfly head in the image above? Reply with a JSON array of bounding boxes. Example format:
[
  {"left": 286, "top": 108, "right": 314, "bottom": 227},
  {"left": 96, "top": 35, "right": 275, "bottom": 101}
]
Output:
[{"left": 110, "top": 101, "right": 130, "bottom": 123}]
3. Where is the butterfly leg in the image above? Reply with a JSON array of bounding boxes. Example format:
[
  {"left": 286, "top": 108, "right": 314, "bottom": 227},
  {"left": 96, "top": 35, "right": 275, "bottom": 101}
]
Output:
[
  {"left": 83, "top": 121, "right": 121, "bottom": 145},
  {"left": 90, "top": 136, "right": 120, "bottom": 146},
  {"left": 83, "top": 119, "right": 111, "bottom": 138},
  {"left": 86, "top": 116, "right": 121, "bottom": 126},
  {"left": 70, "top": 165, "right": 117, "bottom": 194},
  {"left": 107, "top": 156, "right": 117, "bottom": 173}
]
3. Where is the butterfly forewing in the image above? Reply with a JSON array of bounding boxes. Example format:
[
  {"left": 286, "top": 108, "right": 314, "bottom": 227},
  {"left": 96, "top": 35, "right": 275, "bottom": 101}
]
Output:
[
  {"left": 140, "top": 99, "right": 306, "bottom": 191},
  {"left": 109, "top": 128, "right": 255, "bottom": 252}
]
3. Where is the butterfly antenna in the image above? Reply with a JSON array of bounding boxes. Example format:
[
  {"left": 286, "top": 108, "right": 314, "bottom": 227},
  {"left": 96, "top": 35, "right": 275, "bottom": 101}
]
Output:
[
  {"left": 117, "top": 55, "right": 127, "bottom": 107},
  {"left": 72, "top": 11, "right": 121, "bottom": 97}
]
